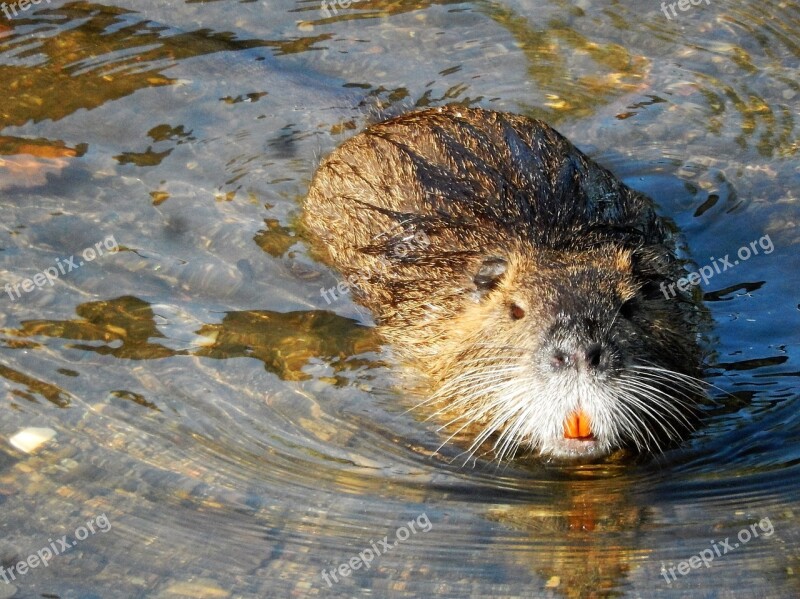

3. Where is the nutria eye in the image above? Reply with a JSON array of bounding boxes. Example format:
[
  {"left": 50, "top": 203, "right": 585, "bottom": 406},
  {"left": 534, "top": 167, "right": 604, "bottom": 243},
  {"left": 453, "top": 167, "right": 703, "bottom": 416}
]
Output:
[{"left": 510, "top": 303, "right": 526, "bottom": 320}]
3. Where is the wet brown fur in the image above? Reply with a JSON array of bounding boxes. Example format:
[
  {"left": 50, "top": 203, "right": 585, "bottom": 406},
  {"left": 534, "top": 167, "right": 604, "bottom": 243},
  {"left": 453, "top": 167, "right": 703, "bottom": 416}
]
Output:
[{"left": 303, "top": 105, "right": 703, "bottom": 457}]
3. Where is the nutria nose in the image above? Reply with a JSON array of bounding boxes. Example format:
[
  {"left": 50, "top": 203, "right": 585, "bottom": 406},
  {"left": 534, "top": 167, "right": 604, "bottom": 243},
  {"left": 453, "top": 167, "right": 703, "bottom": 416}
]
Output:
[
  {"left": 584, "top": 343, "right": 603, "bottom": 368},
  {"left": 550, "top": 343, "right": 604, "bottom": 371}
]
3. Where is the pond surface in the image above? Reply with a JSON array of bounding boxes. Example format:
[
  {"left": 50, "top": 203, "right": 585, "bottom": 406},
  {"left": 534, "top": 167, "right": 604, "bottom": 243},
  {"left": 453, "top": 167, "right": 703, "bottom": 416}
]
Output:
[{"left": 0, "top": 1, "right": 798, "bottom": 598}]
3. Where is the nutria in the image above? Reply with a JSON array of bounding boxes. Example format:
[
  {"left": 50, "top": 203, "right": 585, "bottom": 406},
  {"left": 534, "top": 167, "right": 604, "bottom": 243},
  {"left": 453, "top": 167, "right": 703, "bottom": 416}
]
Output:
[{"left": 303, "top": 105, "right": 704, "bottom": 461}]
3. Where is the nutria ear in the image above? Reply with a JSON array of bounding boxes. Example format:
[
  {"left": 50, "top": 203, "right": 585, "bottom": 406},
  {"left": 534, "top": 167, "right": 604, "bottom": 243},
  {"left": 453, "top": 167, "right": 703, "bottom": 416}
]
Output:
[{"left": 473, "top": 256, "right": 508, "bottom": 291}]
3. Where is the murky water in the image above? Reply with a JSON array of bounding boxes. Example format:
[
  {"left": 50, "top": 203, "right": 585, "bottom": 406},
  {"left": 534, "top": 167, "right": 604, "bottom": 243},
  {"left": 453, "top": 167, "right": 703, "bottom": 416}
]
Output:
[{"left": 0, "top": 1, "right": 798, "bottom": 597}]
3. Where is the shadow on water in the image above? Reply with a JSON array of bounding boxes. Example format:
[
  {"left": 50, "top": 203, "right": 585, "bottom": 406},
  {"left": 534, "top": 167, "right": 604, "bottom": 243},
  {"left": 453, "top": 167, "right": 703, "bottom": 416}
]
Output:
[{"left": 0, "top": 0, "right": 798, "bottom": 597}]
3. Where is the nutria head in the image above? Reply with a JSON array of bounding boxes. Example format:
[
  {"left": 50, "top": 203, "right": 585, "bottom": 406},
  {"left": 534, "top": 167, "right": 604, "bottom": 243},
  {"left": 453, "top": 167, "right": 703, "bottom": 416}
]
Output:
[
  {"left": 303, "top": 105, "right": 705, "bottom": 462},
  {"left": 409, "top": 240, "right": 703, "bottom": 461}
]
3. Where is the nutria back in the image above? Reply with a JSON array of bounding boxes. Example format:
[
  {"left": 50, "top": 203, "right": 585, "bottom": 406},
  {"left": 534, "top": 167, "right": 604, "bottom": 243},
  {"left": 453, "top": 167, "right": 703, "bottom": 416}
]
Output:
[{"left": 304, "top": 105, "right": 704, "bottom": 461}]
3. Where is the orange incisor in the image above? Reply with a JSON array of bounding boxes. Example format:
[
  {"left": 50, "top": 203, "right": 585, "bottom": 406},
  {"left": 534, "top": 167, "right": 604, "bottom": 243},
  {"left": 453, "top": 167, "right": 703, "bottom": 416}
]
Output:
[{"left": 563, "top": 410, "right": 593, "bottom": 439}]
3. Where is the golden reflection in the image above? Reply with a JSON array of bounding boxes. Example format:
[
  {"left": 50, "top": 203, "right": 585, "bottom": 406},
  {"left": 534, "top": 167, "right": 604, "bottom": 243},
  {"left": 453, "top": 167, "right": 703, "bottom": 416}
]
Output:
[
  {"left": 0, "top": 363, "right": 71, "bottom": 407},
  {"left": 695, "top": 73, "right": 797, "bottom": 157},
  {"left": 489, "top": 473, "right": 647, "bottom": 598},
  {"left": 0, "top": 2, "right": 331, "bottom": 130},
  {"left": 300, "top": 0, "right": 649, "bottom": 123},
  {"left": 4, "top": 296, "right": 379, "bottom": 382},
  {"left": 0, "top": 136, "right": 85, "bottom": 158},
  {"left": 483, "top": 4, "right": 649, "bottom": 123},
  {"left": 0, "top": 136, "right": 86, "bottom": 188},
  {"left": 12, "top": 295, "right": 179, "bottom": 359},
  {"left": 194, "top": 309, "right": 379, "bottom": 381},
  {"left": 254, "top": 219, "right": 299, "bottom": 258}
]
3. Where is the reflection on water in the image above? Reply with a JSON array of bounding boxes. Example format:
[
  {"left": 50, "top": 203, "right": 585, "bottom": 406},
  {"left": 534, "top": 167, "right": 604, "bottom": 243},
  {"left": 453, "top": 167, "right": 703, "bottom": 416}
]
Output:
[
  {"left": 482, "top": 1, "right": 651, "bottom": 122},
  {"left": 7, "top": 295, "right": 376, "bottom": 380},
  {"left": 0, "top": 0, "right": 798, "bottom": 597}
]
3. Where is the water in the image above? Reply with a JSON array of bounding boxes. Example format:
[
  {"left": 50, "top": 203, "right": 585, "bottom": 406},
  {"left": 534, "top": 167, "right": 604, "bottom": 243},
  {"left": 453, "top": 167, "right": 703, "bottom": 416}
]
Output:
[{"left": 0, "top": 1, "right": 798, "bottom": 597}]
